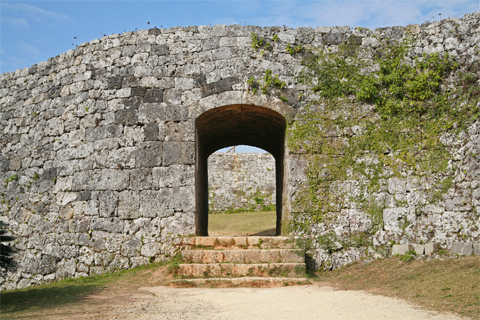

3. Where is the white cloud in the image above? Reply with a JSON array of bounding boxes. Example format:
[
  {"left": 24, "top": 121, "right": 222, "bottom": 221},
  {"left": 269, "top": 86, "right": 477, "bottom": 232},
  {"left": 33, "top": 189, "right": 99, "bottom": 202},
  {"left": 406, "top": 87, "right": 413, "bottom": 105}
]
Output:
[
  {"left": 245, "top": 0, "right": 477, "bottom": 29},
  {"left": 0, "top": 16, "right": 29, "bottom": 28},
  {"left": 2, "top": 2, "right": 72, "bottom": 22},
  {"left": 16, "top": 42, "right": 41, "bottom": 55},
  {"left": 212, "top": 17, "right": 240, "bottom": 25}
]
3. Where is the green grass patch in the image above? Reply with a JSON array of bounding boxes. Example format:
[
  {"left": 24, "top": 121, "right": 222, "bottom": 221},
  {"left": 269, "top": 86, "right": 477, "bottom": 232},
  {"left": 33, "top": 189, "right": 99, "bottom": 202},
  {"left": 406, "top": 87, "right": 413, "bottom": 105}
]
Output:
[{"left": 208, "top": 210, "right": 276, "bottom": 236}]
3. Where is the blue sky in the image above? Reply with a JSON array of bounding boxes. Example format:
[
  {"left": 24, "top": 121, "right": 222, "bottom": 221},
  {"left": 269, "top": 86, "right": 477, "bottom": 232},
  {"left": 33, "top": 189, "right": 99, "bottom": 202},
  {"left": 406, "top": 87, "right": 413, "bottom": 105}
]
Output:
[{"left": 1, "top": 0, "right": 478, "bottom": 153}]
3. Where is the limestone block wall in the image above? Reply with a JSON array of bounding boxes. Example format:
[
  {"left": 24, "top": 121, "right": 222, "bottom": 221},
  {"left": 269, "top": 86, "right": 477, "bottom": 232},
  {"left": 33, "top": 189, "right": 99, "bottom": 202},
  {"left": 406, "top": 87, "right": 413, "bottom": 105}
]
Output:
[
  {"left": 0, "top": 23, "right": 302, "bottom": 290},
  {"left": 208, "top": 153, "right": 275, "bottom": 213},
  {"left": 0, "top": 11, "right": 480, "bottom": 288}
]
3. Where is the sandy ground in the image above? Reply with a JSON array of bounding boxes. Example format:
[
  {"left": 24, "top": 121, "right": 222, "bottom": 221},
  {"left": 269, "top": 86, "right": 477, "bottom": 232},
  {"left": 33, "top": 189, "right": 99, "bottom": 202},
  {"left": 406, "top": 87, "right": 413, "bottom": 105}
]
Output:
[{"left": 107, "top": 285, "right": 465, "bottom": 320}]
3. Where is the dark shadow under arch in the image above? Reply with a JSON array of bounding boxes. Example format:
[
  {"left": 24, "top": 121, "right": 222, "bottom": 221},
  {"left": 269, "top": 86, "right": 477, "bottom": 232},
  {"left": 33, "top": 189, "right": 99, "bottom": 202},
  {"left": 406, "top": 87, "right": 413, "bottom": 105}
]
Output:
[{"left": 195, "top": 104, "right": 286, "bottom": 236}]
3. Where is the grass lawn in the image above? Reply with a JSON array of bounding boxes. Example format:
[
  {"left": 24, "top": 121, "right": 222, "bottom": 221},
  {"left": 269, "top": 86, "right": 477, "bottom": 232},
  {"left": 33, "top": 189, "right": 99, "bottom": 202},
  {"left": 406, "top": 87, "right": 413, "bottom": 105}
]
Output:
[
  {"left": 208, "top": 210, "right": 276, "bottom": 236},
  {"left": 316, "top": 255, "right": 480, "bottom": 318}
]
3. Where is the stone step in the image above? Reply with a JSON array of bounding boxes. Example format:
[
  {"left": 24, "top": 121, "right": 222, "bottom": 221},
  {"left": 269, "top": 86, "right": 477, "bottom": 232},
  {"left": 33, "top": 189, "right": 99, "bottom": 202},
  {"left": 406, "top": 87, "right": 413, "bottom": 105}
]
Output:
[
  {"left": 182, "top": 249, "right": 304, "bottom": 264},
  {"left": 175, "top": 263, "right": 306, "bottom": 278},
  {"left": 182, "top": 236, "right": 297, "bottom": 250},
  {"left": 169, "top": 277, "right": 312, "bottom": 287}
]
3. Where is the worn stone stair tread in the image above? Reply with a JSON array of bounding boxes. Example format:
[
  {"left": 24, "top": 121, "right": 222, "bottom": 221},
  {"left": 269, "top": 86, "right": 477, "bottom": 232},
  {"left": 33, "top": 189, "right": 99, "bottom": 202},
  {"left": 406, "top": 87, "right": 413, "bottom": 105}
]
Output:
[
  {"left": 169, "top": 277, "right": 311, "bottom": 284},
  {"left": 182, "top": 248, "right": 305, "bottom": 264},
  {"left": 182, "top": 236, "right": 297, "bottom": 249},
  {"left": 176, "top": 262, "right": 306, "bottom": 278}
]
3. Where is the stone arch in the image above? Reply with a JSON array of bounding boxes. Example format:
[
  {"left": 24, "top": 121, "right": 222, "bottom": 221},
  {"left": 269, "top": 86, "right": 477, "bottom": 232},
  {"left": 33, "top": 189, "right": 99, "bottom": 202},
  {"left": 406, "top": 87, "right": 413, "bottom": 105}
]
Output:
[{"left": 195, "top": 104, "right": 287, "bottom": 236}]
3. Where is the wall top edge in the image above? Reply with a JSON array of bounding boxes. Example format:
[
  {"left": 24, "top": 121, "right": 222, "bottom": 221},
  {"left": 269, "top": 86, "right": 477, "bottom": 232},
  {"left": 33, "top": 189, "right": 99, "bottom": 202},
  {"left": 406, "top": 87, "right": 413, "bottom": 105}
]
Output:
[{"left": 1, "top": 11, "right": 479, "bottom": 78}]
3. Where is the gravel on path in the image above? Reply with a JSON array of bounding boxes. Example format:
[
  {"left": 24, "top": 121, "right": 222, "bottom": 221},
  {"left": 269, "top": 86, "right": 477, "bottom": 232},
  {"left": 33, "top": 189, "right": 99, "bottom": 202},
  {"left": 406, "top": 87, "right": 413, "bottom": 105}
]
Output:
[{"left": 107, "top": 285, "right": 465, "bottom": 320}]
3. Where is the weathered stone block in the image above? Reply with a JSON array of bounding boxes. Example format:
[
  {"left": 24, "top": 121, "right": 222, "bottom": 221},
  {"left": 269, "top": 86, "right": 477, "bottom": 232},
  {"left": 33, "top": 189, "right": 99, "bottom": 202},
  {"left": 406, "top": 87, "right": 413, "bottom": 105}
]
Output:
[
  {"left": 425, "top": 243, "right": 440, "bottom": 255},
  {"left": 129, "top": 168, "right": 153, "bottom": 190},
  {"left": 414, "top": 244, "right": 425, "bottom": 255},
  {"left": 94, "top": 170, "right": 130, "bottom": 191},
  {"left": 323, "top": 33, "right": 344, "bottom": 45},
  {"left": 135, "top": 142, "right": 162, "bottom": 167},
  {"left": 94, "top": 252, "right": 113, "bottom": 267},
  {"left": 143, "top": 89, "right": 163, "bottom": 103},
  {"left": 138, "top": 103, "right": 165, "bottom": 124},
  {"left": 115, "top": 108, "right": 138, "bottom": 126},
  {"left": 163, "top": 89, "right": 182, "bottom": 105},
  {"left": 118, "top": 191, "right": 140, "bottom": 219},
  {"left": 124, "top": 96, "right": 142, "bottom": 109},
  {"left": 98, "top": 191, "right": 118, "bottom": 217},
  {"left": 151, "top": 44, "right": 169, "bottom": 56},
  {"left": 68, "top": 218, "right": 90, "bottom": 233},
  {"left": 91, "top": 217, "right": 124, "bottom": 233},
  {"left": 383, "top": 207, "right": 407, "bottom": 232},
  {"left": 85, "top": 125, "right": 123, "bottom": 142},
  {"left": 108, "top": 76, "right": 123, "bottom": 89},
  {"left": 164, "top": 104, "right": 188, "bottom": 121},
  {"left": 152, "top": 164, "right": 194, "bottom": 188},
  {"left": 392, "top": 244, "right": 413, "bottom": 255},
  {"left": 139, "top": 189, "right": 173, "bottom": 218},
  {"left": 200, "top": 77, "right": 239, "bottom": 98},
  {"left": 452, "top": 242, "right": 473, "bottom": 255},
  {"left": 144, "top": 123, "right": 159, "bottom": 141},
  {"left": 122, "top": 237, "right": 142, "bottom": 257},
  {"left": 474, "top": 243, "right": 480, "bottom": 255},
  {"left": 162, "top": 141, "right": 182, "bottom": 166},
  {"left": 92, "top": 238, "right": 105, "bottom": 252},
  {"left": 141, "top": 242, "right": 161, "bottom": 257}
]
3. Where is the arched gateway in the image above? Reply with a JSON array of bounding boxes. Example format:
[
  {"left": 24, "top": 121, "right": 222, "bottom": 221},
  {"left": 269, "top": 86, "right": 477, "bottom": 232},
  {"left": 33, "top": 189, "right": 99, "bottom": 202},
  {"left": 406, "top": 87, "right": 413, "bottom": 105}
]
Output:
[{"left": 195, "top": 104, "right": 286, "bottom": 236}]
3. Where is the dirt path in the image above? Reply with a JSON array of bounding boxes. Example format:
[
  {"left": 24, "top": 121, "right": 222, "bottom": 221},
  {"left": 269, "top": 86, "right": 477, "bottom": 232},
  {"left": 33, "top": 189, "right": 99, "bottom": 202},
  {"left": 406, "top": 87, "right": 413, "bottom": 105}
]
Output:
[{"left": 104, "top": 285, "right": 464, "bottom": 320}]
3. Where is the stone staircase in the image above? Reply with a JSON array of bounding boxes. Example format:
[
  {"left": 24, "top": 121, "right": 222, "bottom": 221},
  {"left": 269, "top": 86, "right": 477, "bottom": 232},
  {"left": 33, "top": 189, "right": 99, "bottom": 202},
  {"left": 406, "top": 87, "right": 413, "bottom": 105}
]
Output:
[{"left": 171, "top": 236, "right": 309, "bottom": 285}]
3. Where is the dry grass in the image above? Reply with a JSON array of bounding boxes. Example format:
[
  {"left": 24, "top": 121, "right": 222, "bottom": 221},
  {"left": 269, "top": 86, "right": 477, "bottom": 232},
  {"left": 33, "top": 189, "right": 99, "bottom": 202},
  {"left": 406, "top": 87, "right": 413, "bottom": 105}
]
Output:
[
  {"left": 208, "top": 210, "right": 276, "bottom": 236},
  {"left": 0, "top": 263, "right": 173, "bottom": 319},
  {"left": 315, "top": 255, "right": 480, "bottom": 319}
]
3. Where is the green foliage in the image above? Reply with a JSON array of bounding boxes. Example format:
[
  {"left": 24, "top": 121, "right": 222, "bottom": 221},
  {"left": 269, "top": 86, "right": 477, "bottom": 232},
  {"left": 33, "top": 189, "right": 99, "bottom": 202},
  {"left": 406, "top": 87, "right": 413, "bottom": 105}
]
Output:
[
  {"left": 302, "top": 42, "right": 458, "bottom": 118},
  {"left": 247, "top": 69, "right": 287, "bottom": 96},
  {"left": 250, "top": 32, "right": 272, "bottom": 51},
  {"left": 4, "top": 174, "right": 18, "bottom": 184},
  {"left": 32, "top": 173, "right": 40, "bottom": 181},
  {"left": 0, "top": 221, "right": 17, "bottom": 271},
  {"left": 247, "top": 76, "right": 258, "bottom": 94},
  {"left": 286, "top": 43, "right": 304, "bottom": 55},
  {"left": 287, "top": 37, "right": 480, "bottom": 234},
  {"left": 398, "top": 250, "right": 417, "bottom": 262},
  {"left": 253, "top": 196, "right": 264, "bottom": 205},
  {"left": 260, "top": 69, "right": 287, "bottom": 94},
  {"left": 272, "top": 34, "right": 279, "bottom": 42},
  {"left": 168, "top": 252, "right": 183, "bottom": 274}
]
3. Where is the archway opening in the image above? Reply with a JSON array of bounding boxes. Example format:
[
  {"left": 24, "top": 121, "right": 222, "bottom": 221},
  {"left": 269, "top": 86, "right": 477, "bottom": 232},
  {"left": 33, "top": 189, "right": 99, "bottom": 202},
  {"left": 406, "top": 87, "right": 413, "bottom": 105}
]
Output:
[
  {"left": 207, "top": 146, "right": 276, "bottom": 236},
  {"left": 195, "top": 104, "right": 286, "bottom": 236}
]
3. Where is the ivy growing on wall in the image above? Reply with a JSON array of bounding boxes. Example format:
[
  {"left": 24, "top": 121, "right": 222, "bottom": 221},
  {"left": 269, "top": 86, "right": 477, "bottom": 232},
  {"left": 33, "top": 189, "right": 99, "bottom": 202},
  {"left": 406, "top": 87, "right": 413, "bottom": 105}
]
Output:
[{"left": 286, "top": 37, "right": 480, "bottom": 236}]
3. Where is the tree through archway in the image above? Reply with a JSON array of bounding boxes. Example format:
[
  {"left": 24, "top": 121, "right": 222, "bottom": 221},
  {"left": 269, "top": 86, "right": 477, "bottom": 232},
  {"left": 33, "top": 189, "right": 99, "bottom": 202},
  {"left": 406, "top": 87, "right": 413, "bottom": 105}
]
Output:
[{"left": 195, "top": 104, "right": 286, "bottom": 236}]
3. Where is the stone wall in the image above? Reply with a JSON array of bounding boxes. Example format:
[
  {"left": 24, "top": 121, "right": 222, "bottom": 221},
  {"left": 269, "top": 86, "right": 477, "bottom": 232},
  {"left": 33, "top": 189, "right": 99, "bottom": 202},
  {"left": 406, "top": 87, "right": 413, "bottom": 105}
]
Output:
[
  {"left": 1, "top": 11, "right": 480, "bottom": 289},
  {"left": 208, "top": 152, "right": 275, "bottom": 213}
]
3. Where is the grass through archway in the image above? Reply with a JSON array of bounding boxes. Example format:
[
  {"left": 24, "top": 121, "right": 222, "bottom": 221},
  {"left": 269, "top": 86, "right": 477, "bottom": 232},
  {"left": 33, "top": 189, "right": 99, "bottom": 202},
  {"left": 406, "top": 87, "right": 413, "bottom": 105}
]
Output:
[{"left": 208, "top": 210, "right": 276, "bottom": 236}]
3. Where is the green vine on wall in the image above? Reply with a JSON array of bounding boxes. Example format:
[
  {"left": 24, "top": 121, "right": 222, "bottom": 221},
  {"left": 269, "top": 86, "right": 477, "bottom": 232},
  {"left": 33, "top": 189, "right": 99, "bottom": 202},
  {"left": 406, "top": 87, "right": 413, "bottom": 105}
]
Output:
[
  {"left": 248, "top": 69, "right": 287, "bottom": 95},
  {"left": 287, "top": 37, "right": 480, "bottom": 236},
  {"left": 286, "top": 43, "right": 304, "bottom": 55},
  {"left": 250, "top": 32, "right": 273, "bottom": 51}
]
